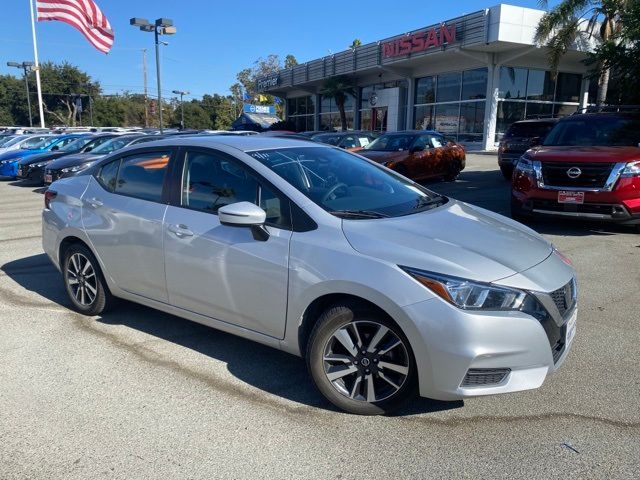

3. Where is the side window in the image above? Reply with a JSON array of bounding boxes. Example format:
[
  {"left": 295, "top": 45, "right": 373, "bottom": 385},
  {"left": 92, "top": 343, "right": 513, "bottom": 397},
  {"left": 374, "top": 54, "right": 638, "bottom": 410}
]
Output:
[
  {"left": 340, "top": 136, "right": 358, "bottom": 149},
  {"left": 115, "top": 151, "right": 170, "bottom": 202},
  {"left": 97, "top": 159, "right": 119, "bottom": 192},
  {"left": 413, "top": 136, "right": 429, "bottom": 150},
  {"left": 182, "top": 151, "right": 258, "bottom": 213},
  {"left": 259, "top": 185, "right": 290, "bottom": 229}
]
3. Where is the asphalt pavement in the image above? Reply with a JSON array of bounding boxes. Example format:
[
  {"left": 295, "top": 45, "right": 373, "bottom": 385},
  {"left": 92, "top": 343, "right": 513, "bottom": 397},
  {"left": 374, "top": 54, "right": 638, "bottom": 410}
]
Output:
[{"left": 0, "top": 155, "right": 638, "bottom": 479}]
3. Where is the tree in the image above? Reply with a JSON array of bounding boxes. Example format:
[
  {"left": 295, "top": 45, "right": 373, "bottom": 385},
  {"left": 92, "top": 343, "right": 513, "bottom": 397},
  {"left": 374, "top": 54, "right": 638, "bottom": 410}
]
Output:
[
  {"left": 284, "top": 54, "right": 298, "bottom": 69},
  {"left": 321, "top": 75, "right": 356, "bottom": 131},
  {"left": 350, "top": 39, "right": 362, "bottom": 50},
  {"left": 535, "top": 0, "right": 628, "bottom": 106}
]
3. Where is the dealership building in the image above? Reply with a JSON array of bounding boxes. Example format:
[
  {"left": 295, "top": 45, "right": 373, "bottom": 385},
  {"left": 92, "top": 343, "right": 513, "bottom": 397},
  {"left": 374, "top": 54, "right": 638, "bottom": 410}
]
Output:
[{"left": 256, "top": 4, "right": 595, "bottom": 150}]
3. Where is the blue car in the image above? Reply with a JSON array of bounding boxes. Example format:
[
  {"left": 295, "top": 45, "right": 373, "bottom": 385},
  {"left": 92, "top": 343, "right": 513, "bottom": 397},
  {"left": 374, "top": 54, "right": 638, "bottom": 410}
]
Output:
[{"left": 0, "top": 134, "right": 90, "bottom": 178}]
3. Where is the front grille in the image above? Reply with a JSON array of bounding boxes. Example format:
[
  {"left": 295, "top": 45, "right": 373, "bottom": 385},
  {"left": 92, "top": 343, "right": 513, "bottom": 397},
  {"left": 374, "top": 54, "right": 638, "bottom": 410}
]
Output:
[
  {"left": 550, "top": 280, "right": 576, "bottom": 317},
  {"left": 530, "top": 199, "right": 628, "bottom": 216},
  {"left": 541, "top": 161, "right": 614, "bottom": 188},
  {"left": 461, "top": 368, "right": 511, "bottom": 387}
]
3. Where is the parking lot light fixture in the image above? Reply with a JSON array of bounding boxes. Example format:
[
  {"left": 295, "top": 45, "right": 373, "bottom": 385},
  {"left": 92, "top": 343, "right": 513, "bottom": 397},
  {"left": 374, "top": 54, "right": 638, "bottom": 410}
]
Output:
[
  {"left": 7, "top": 61, "right": 36, "bottom": 127},
  {"left": 130, "top": 17, "right": 176, "bottom": 134},
  {"left": 172, "top": 90, "right": 189, "bottom": 129}
]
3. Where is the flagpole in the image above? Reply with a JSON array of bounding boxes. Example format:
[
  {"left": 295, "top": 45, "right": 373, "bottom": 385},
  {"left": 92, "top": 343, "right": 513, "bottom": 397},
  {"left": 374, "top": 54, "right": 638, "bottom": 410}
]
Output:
[{"left": 29, "top": 0, "right": 46, "bottom": 128}]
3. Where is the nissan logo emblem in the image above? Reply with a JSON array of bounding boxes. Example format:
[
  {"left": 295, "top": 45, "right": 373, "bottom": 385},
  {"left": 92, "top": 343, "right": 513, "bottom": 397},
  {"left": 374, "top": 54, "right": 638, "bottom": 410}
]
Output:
[{"left": 567, "top": 167, "right": 582, "bottom": 179}]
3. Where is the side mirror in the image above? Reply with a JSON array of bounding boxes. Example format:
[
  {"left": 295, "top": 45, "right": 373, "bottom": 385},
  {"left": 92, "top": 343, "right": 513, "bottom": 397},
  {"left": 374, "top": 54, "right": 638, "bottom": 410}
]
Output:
[
  {"left": 83, "top": 146, "right": 93, "bottom": 152},
  {"left": 51, "top": 145, "right": 59, "bottom": 151},
  {"left": 218, "top": 201, "right": 269, "bottom": 241},
  {"left": 529, "top": 136, "right": 542, "bottom": 146},
  {"left": 409, "top": 144, "right": 425, "bottom": 153}
]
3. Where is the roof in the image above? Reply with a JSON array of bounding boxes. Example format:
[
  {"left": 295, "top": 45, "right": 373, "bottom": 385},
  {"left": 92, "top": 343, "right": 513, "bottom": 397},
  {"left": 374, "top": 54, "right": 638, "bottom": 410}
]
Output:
[{"left": 125, "top": 135, "right": 320, "bottom": 153}]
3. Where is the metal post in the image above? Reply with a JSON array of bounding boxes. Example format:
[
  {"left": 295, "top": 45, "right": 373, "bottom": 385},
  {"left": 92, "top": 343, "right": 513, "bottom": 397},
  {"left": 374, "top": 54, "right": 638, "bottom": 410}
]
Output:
[
  {"left": 22, "top": 66, "right": 33, "bottom": 127},
  {"left": 142, "top": 48, "right": 149, "bottom": 127},
  {"left": 180, "top": 92, "right": 185, "bottom": 129},
  {"left": 154, "top": 27, "right": 163, "bottom": 133},
  {"left": 89, "top": 95, "right": 94, "bottom": 126}
]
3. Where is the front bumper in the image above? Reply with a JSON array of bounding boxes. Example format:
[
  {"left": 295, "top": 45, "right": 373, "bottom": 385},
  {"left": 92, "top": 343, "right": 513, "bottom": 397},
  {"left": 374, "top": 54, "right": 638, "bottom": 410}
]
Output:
[
  {"left": 402, "top": 289, "right": 576, "bottom": 401},
  {"left": 0, "top": 160, "right": 19, "bottom": 178},
  {"left": 17, "top": 164, "right": 47, "bottom": 182}
]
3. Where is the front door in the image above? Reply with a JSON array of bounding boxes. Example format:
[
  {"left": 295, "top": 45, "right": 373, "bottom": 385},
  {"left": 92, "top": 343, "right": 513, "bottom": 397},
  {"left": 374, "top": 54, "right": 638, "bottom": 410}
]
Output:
[
  {"left": 371, "top": 107, "right": 388, "bottom": 132},
  {"left": 163, "top": 148, "right": 292, "bottom": 339},
  {"left": 81, "top": 149, "right": 173, "bottom": 302}
]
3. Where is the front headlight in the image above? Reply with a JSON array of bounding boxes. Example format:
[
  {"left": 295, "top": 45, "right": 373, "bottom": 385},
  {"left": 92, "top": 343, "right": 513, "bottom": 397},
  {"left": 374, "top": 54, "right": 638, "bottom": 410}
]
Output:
[
  {"left": 0, "top": 158, "right": 17, "bottom": 165},
  {"left": 514, "top": 156, "right": 535, "bottom": 175},
  {"left": 621, "top": 160, "right": 640, "bottom": 177},
  {"left": 61, "top": 163, "right": 90, "bottom": 173},
  {"left": 34, "top": 162, "right": 50, "bottom": 168},
  {"left": 400, "top": 267, "right": 527, "bottom": 310}
]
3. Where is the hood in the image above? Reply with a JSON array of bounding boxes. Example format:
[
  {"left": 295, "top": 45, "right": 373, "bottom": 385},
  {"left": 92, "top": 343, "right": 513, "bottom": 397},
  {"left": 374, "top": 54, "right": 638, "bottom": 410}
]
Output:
[
  {"left": 341, "top": 200, "right": 553, "bottom": 283},
  {"left": 19, "top": 151, "right": 68, "bottom": 166},
  {"left": 527, "top": 146, "right": 640, "bottom": 163},
  {"left": 47, "top": 152, "right": 104, "bottom": 169},
  {"left": 0, "top": 148, "right": 43, "bottom": 161},
  {"left": 357, "top": 150, "right": 407, "bottom": 164}
]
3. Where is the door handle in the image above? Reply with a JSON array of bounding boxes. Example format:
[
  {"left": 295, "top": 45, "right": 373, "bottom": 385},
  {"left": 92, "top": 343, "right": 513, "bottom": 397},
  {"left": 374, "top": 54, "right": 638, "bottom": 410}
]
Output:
[
  {"left": 87, "top": 197, "right": 103, "bottom": 208},
  {"left": 168, "top": 224, "right": 194, "bottom": 238}
]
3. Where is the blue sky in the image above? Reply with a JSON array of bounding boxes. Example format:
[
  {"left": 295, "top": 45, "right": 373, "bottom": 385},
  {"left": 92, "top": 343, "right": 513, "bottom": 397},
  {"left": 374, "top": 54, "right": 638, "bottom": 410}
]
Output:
[{"left": 1, "top": 0, "right": 552, "bottom": 100}]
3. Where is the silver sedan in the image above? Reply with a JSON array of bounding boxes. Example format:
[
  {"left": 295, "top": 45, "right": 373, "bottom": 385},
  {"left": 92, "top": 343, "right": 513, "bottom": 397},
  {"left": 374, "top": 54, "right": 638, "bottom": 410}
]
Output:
[{"left": 42, "top": 136, "right": 577, "bottom": 414}]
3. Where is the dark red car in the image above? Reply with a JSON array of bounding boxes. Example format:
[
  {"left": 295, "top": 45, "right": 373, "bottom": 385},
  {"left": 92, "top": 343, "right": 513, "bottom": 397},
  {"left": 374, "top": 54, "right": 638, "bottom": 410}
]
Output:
[
  {"left": 511, "top": 110, "right": 640, "bottom": 230},
  {"left": 353, "top": 130, "right": 466, "bottom": 182}
]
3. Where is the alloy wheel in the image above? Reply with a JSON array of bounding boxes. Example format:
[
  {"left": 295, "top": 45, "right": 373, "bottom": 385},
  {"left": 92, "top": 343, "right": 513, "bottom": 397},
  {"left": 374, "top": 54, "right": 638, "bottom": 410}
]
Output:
[
  {"left": 322, "top": 320, "right": 410, "bottom": 403},
  {"left": 66, "top": 253, "right": 98, "bottom": 306}
]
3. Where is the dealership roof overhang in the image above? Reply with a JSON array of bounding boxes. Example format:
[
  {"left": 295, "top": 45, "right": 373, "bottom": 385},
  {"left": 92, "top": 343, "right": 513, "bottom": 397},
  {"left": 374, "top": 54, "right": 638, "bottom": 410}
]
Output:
[{"left": 257, "top": 4, "right": 594, "bottom": 97}]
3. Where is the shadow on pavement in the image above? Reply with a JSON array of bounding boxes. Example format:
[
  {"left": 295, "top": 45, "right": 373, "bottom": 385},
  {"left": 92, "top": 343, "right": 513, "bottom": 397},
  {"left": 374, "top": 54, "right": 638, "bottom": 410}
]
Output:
[{"left": 2, "top": 253, "right": 463, "bottom": 417}]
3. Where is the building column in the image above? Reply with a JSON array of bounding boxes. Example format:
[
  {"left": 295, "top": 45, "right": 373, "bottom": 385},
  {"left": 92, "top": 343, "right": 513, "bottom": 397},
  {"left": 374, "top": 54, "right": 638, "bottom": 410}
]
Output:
[
  {"left": 354, "top": 87, "right": 361, "bottom": 130},
  {"left": 405, "top": 76, "right": 415, "bottom": 130},
  {"left": 482, "top": 58, "right": 500, "bottom": 151},
  {"left": 579, "top": 76, "right": 590, "bottom": 111}
]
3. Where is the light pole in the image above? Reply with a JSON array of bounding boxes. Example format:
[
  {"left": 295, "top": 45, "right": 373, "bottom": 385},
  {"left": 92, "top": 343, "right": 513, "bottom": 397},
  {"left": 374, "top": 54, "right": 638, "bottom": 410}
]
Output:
[
  {"left": 172, "top": 90, "right": 189, "bottom": 129},
  {"left": 7, "top": 61, "right": 35, "bottom": 127},
  {"left": 130, "top": 17, "right": 176, "bottom": 133}
]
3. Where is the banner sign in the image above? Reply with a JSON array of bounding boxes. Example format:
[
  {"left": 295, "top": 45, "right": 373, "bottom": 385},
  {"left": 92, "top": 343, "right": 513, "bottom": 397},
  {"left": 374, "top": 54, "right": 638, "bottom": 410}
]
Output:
[{"left": 244, "top": 104, "right": 276, "bottom": 115}]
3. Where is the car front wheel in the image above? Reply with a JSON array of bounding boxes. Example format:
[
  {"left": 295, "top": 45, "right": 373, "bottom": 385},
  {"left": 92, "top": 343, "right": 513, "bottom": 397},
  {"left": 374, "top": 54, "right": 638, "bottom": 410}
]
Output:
[
  {"left": 307, "top": 303, "right": 416, "bottom": 415},
  {"left": 63, "top": 243, "right": 114, "bottom": 316}
]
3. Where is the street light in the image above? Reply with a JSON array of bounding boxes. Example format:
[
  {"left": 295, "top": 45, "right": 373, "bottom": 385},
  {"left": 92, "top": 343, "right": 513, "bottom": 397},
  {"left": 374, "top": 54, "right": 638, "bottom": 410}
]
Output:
[
  {"left": 172, "top": 90, "right": 189, "bottom": 129},
  {"left": 130, "top": 17, "right": 176, "bottom": 133},
  {"left": 7, "top": 61, "right": 35, "bottom": 127}
]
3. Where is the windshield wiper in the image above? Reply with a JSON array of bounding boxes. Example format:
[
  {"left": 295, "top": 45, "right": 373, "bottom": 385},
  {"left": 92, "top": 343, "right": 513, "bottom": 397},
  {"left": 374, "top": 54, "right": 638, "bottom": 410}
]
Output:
[
  {"left": 414, "top": 195, "right": 446, "bottom": 210},
  {"left": 331, "top": 209, "right": 389, "bottom": 219}
]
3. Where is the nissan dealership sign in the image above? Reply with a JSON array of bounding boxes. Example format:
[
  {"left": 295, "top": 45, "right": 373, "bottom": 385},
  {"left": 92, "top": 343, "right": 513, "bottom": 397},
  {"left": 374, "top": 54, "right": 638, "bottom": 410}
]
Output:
[{"left": 382, "top": 23, "right": 457, "bottom": 58}]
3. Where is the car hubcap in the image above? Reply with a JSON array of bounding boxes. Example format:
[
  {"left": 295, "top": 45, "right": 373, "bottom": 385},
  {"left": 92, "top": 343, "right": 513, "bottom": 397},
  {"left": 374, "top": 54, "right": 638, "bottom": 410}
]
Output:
[
  {"left": 322, "top": 320, "right": 410, "bottom": 403},
  {"left": 67, "top": 253, "right": 97, "bottom": 306}
]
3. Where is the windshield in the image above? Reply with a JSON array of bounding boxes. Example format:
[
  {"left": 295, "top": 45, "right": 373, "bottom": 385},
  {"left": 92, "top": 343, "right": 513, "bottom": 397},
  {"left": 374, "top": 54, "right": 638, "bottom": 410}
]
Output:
[
  {"left": 28, "top": 136, "right": 60, "bottom": 150},
  {"left": 0, "top": 136, "right": 16, "bottom": 147},
  {"left": 59, "top": 136, "right": 94, "bottom": 152},
  {"left": 543, "top": 116, "right": 640, "bottom": 146},
  {"left": 248, "top": 146, "right": 445, "bottom": 218},
  {"left": 91, "top": 136, "right": 135, "bottom": 154},
  {"left": 505, "top": 122, "right": 555, "bottom": 139},
  {"left": 365, "top": 134, "right": 415, "bottom": 151}
]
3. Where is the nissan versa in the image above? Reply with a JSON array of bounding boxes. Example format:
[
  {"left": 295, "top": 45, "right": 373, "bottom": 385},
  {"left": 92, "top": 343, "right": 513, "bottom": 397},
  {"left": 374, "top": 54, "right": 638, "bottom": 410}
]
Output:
[{"left": 42, "top": 136, "right": 577, "bottom": 415}]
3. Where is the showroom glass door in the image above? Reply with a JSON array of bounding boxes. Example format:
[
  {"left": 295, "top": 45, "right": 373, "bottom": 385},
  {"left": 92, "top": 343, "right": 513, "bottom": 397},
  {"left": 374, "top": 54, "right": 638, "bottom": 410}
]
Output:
[{"left": 371, "top": 107, "right": 387, "bottom": 132}]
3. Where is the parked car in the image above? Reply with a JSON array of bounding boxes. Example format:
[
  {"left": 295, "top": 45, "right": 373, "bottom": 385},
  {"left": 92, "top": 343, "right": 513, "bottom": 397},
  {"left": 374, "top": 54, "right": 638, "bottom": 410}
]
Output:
[
  {"left": 0, "top": 134, "right": 51, "bottom": 154},
  {"left": 44, "top": 134, "right": 160, "bottom": 185},
  {"left": 16, "top": 133, "right": 120, "bottom": 184},
  {"left": 43, "top": 136, "right": 577, "bottom": 415},
  {"left": 0, "top": 134, "right": 87, "bottom": 178},
  {"left": 498, "top": 119, "right": 559, "bottom": 179},
  {"left": 354, "top": 130, "right": 466, "bottom": 182},
  {"left": 311, "top": 131, "right": 378, "bottom": 151},
  {"left": 511, "top": 110, "right": 640, "bottom": 230}
]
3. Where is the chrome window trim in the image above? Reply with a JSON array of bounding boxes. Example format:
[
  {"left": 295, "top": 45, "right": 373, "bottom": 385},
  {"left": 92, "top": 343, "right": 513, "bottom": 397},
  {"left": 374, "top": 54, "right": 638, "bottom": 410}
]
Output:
[{"left": 533, "top": 161, "right": 627, "bottom": 192}]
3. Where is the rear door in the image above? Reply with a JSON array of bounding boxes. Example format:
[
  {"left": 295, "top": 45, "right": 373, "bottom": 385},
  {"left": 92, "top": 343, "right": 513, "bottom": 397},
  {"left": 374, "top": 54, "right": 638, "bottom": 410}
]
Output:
[
  {"left": 81, "top": 148, "right": 175, "bottom": 302},
  {"left": 163, "top": 147, "right": 292, "bottom": 339}
]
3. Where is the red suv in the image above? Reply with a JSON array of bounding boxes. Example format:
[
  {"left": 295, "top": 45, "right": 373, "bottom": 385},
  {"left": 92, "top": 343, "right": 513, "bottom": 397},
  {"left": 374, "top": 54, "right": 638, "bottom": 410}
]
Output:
[{"left": 511, "top": 111, "right": 640, "bottom": 230}]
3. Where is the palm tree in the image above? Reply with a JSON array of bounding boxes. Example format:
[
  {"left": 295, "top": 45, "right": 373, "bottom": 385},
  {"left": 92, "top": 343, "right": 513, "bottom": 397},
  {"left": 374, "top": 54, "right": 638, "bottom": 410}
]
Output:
[
  {"left": 321, "top": 76, "right": 356, "bottom": 131},
  {"left": 535, "top": 0, "right": 628, "bottom": 106}
]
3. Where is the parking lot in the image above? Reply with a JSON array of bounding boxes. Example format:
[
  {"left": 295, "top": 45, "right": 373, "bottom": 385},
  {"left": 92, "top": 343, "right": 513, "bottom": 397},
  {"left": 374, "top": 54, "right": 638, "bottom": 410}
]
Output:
[{"left": 0, "top": 153, "right": 638, "bottom": 479}]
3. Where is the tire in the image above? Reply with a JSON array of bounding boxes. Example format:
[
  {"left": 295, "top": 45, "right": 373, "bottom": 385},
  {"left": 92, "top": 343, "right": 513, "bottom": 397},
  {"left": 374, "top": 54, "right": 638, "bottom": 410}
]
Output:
[
  {"left": 444, "top": 161, "right": 462, "bottom": 182},
  {"left": 306, "top": 303, "right": 417, "bottom": 415},
  {"left": 62, "top": 243, "right": 114, "bottom": 316},
  {"left": 500, "top": 165, "right": 513, "bottom": 180},
  {"left": 510, "top": 200, "right": 530, "bottom": 224}
]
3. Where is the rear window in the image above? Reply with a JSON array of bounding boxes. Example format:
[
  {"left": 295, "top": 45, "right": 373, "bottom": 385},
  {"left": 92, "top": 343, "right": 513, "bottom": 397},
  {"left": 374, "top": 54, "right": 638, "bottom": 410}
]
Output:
[
  {"left": 543, "top": 116, "right": 640, "bottom": 147},
  {"left": 504, "top": 122, "right": 555, "bottom": 139}
]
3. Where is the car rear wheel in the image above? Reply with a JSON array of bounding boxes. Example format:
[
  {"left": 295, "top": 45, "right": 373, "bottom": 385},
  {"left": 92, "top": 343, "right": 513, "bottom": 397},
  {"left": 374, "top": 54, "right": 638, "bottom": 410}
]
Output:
[
  {"left": 500, "top": 165, "right": 513, "bottom": 180},
  {"left": 63, "top": 244, "right": 114, "bottom": 316},
  {"left": 444, "top": 161, "right": 462, "bottom": 182},
  {"left": 307, "top": 303, "right": 416, "bottom": 415}
]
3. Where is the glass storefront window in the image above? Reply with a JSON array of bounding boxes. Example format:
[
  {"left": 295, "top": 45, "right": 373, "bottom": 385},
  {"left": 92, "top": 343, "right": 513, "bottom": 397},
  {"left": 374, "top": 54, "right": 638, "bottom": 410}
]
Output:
[
  {"left": 497, "top": 101, "right": 526, "bottom": 134},
  {"left": 361, "top": 109, "right": 371, "bottom": 130},
  {"left": 499, "top": 67, "right": 527, "bottom": 100},
  {"left": 414, "top": 105, "right": 435, "bottom": 130},
  {"left": 554, "top": 104, "right": 578, "bottom": 117},
  {"left": 436, "top": 72, "right": 461, "bottom": 102},
  {"left": 462, "top": 69, "right": 487, "bottom": 100},
  {"left": 526, "top": 69, "right": 555, "bottom": 101},
  {"left": 435, "top": 103, "right": 460, "bottom": 135},
  {"left": 555, "top": 72, "right": 582, "bottom": 103},
  {"left": 459, "top": 102, "right": 485, "bottom": 134},
  {"left": 287, "top": 98, "right": 298, "bottom": 116},
  {"left": 415, "top": 76, "right": 436, "bottom": 104},
  {"left": 320, "top": 94, "right": 355, "bottom": 113},
  {"left": 525, "top": 102, "right": 553, "bottom": 118}
]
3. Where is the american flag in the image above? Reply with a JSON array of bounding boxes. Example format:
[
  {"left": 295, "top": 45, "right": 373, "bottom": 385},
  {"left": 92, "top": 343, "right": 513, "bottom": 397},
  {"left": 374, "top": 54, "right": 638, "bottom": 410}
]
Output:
[{"left": 36, "top": 0, "right": 114, "bottom": 54}]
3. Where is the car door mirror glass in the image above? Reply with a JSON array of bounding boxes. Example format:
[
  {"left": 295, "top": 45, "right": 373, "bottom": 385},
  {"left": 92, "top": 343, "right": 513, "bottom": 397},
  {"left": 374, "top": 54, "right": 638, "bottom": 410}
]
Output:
[{"left": 218, "top": 201, "right": 266, "bottom": 226}]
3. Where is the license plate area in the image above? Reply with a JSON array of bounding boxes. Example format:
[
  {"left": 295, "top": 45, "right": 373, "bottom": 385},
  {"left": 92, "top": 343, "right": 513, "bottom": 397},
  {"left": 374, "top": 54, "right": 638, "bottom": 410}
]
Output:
[
  {"left": 44, "top": 174, "right": 52, "bottom": 183},
  {"left": 558, "top": 191, "right": 584, "bottom": 204}
]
